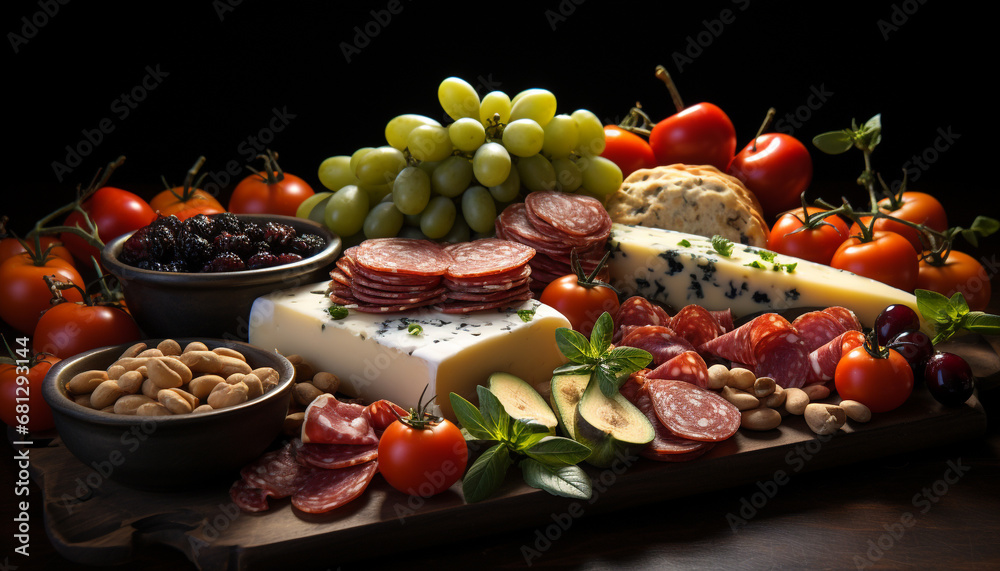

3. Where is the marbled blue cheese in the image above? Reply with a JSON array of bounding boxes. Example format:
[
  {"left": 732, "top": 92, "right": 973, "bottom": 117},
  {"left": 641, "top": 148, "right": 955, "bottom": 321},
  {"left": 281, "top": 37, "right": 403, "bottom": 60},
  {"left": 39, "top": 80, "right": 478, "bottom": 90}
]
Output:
[
  {"left": 248, "top": 283, "right": 571, "bottom": 421},
  {"left": 608, "top": 223, "right": 918, "bottom": 327}
]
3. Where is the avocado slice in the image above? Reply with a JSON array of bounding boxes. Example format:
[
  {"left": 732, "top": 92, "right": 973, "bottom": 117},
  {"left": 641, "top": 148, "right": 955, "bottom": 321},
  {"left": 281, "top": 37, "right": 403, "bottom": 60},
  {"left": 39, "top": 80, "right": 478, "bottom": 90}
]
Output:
[
  {"left": 573, "top": 379, "right": 655, "bottom": 468},
  {"left": 488, "top": 372, "right": 558, "bottom": 435},
  {"left": 549, "top": 373, "right": 591, "bottom": 440}
]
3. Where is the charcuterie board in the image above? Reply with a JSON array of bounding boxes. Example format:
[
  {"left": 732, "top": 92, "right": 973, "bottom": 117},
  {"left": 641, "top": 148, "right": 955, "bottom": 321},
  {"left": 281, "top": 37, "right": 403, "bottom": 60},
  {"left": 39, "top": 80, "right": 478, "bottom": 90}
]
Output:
[{"left": 26, "top": 334, "right": 995, "bottom": 571}]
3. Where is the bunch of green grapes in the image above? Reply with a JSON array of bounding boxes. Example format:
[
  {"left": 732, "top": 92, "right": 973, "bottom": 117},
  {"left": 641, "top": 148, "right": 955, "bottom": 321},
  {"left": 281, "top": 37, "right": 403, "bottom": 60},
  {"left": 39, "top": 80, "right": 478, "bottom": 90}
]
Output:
[{"left": 310, "top": 77, "right": 623, "bottom": 243}]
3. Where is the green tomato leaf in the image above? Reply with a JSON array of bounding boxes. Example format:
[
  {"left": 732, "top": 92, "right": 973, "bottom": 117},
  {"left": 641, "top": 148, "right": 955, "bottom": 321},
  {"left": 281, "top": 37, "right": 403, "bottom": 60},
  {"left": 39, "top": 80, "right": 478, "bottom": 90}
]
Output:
[
  {"left": 555, "top": 327, "right": 596, "bottom": 364},
  {"left": 524, "top": 436, "right": 592, "bottom": 466},
  {"left": 520, "top": 459, "right": 592, "bottom": 500},
  {"left": 589, "top": 312, "right": 614, "bottom": 356},
  {"left": 449, "top": 392, "right": 496, "bottom": 441},
  {"left": 476, "top": 385, "right": 511, "bottom": 438},
  {"left": 812, "top": 130, "right": 854, "bottom": 155},
  {"left": 462, "top": 443, "right": 512, "bottom": 503}
]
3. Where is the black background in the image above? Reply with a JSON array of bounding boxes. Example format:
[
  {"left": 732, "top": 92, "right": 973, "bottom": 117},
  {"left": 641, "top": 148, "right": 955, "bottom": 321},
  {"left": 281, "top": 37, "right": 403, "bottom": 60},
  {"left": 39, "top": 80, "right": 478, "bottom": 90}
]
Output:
[{"left": 4, "top": 0, "right": 989, "bottom": 235}]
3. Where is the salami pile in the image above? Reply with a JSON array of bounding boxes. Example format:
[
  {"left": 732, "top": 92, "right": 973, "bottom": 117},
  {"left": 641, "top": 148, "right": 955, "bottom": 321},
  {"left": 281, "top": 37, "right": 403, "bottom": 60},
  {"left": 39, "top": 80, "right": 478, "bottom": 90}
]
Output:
[
  {"left": 495, "top": 191, "right": 613, "bottom": 291},
  {"left": 329, "top": 237, "right": 536, "bottom": 314}
]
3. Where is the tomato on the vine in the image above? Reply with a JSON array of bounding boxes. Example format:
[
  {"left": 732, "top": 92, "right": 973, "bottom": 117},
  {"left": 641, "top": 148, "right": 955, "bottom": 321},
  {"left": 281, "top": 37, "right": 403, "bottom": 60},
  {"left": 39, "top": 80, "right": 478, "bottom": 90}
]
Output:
[
  {"left": 378, "top": 412, "right": 468, "bottom": 497},
  {"left": 0, "top": 352, "right": 59, "bottom": 432},
  {"left": 876, "top": 191, "right": 948, "bottom": 252},
  {"left": 151, "top": 157, "right": 226, "bottom": 221},
  {"left": 830, "top": 230, "right": 918, "bottom": 292},
  {"left": 835, "top": 342, "right": 914, "bottom": 413},
  {"left": 539, "top": 252, "right": 619, "bottom": 338},
  {"left": 600, "top": 125, "right": 656, "bottom": 178},
  {"left": 0, "top": 251, "right": 84, "bottom": 334},
  {"left": 767, "top": 206, "right": 850, "bottom": 265},
  {"left": 61, "top": 186, "right": 157, "bottom": 264},
  {"left": 33, "top": 289, "right": 142, "bottom": 359},
  {"left": 917, "top": 249, "right": 991, "bottom": 311},
  {"left": 229, "top": 149, "right": 315, "bottom": 217},
  {"left": 0, "top": 234, "right": 73, "bottom": 266}
]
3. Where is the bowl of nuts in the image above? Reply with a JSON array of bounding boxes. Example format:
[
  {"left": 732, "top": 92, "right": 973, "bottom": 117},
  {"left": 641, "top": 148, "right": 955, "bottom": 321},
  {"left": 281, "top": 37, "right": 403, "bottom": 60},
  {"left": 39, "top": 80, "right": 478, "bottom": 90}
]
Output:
[
  {"left": 100, "top": 212, "right": 340, "bottom": 340},
  {"left": 42, "top": 337, "right": 295, "bottom": 491}
]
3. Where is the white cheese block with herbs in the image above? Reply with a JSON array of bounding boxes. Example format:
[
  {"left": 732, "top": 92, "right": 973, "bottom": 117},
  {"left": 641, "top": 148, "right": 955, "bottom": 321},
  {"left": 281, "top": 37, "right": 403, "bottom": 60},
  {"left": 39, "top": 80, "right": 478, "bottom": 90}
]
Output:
[
  {"left": 607, "top": 223, "right": 918, "bottom": 327},
  {"left": 248, "top": 283, "right": 570, "bottom": 421}
]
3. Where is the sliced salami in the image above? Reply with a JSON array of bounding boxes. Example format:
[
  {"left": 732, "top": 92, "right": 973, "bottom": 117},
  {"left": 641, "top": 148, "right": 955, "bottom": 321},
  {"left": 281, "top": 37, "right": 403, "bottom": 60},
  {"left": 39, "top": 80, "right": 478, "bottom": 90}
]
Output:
[
  {"left": 822, "top": 306, "right": 863, "bottom": 332},
  {"left": 613, "top": 296, "right": 671, "bottom": 343},
  {"left": 350, "top": 286, "right": 449, "bottom": 305},
  {"left": 296, "top": 442, "right": 379, "bottom": 470},
  {"left": 670, "top": 305, "right": 725, "bottom": 349},
  {"left": 444, "top": 276, "right": 530, "bottom": 294},
  {"left": 434, "top": 291, "right": 533, "bottom": 314},
  {"left": 445, "top": 284, "right": 531, "bottom": 302},
  {"left": 710, "top": 309, "right": 735, "bottom": 333},
  {"left": 792, "top": 310, "right": 848, "bottom": 353},
  {"left": 805, "top": 329, "right": 866, "bottom": 384},
  {"left": 645, "top": 379, "right": 741, "bottom": 442},
  {"left": 444, "top": 238, "right": 535, "bottom": 279},
  {"left": 354, "top": 238, "right": 454, "bottom": 276},
  {"left": 291, "top": 460, "right": 379, "bottom": 514},
  {"left": 619, "top": 326, "right": 697, "bottom": 368},
  {"left": 442, "top": 265, "right": 531, "bottom": 288},
  {"left": 301, "top": 394, "right": 378, "bottom": 446},
  {"left": 230, "top": 479, "right": 271, "bottom": 513},
  {"left": 626, "top": 386, "right": 711, "bottom": 457},
  {"left": 524, "top": 190, "right": 612, "bottom": 238},
  {"left": 647, "top": 350, "right": 710, "bottom": 388},
  {"left": 239, "top": 440, "right": 317, "bottom": 499},
  {"left": 646, "top": 442, "right": 715, "bottom": 462},
  {"left": 754, "top": 327, "right": 811, "bottom": 389}
]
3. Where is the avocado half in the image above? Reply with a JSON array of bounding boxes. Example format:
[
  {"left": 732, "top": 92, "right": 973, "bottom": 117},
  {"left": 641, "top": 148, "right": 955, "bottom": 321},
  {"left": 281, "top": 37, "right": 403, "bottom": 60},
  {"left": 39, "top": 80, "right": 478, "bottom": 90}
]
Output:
[{"left": 488, "top": 371, "right": 559, "bottom": 435}]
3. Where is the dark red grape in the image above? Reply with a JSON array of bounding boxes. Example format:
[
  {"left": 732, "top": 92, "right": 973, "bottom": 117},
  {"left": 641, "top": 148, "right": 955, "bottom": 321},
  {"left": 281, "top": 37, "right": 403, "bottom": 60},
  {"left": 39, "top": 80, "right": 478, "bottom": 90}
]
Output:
[
  {"left": 887, "top": 329, "right": 934, "bottom": 378},
  {"left": 924, "top": 352, "right": 975, "bottom": 406},
  {"left": 874, "top": 304, "right": 921, "bottom": 346}
]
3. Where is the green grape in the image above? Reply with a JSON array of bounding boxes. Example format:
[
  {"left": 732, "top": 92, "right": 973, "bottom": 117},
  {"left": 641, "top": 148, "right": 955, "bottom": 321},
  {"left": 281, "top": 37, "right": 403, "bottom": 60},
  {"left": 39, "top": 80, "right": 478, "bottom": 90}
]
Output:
[
  {"left": 420, "top": 195, "right": 457, "bottom": 239},
  {"left": 324, "top": 184, "right": 370, "bottom": 237},
  {"left": 407, "top": 124, "right": 453, "bottom": 162},
  {"left": 571, "top": 109, "right": 606, "bottom": 156},
  {"left": 438, "top": 76, "right": 480, "bottom": 121},
  {"left": 551, "top": 156, "right": 583, "bottom": 192},
  {"left": 448, "top": 118, "right": 486, "bottom": 152},
  {"left": 441, "top": 212, "right": 471, "bottom": 243},
  {"left": 541, "top": 114, "right": 580, "bottom": 159},
  {"left": 479, "top": 90, "right": 511, "bottom": 127},
  {"left": 397, "top": 225, "right": 428, "bottom": 239},
  {"left": 355, "top": 146, "right": 406, "bottom": 187},
  {"left": 392, "top": 166, "right": 431, "bottom": 215},
  {"left": 385, "top": 114, "right": 442, "bottom": 150},
  {"left": 430, "top": 155, "right": 474, "bottom": 198},
  {"left": 317, "top": 155, "right": 356, "bottom": 191},
  {"left": 509, "top": 88, "right": 557, "bottom": 126},
  {"left": 472, "top": 142, "right": 511, "bottom": 187},
  {"left": 578, "top": 155, "right": 624, "bottom": 196},
  {"left": 362, "top": 181, "right": 393, "bottom": 204},
  {"left": 417, "top": 160, "right": 439, "bottom": 177},
  {"left": 517, "top": 154, "right": 557, "bottom": 192},
  {"left": 502, "top": 119, "right": 545, "bottom": 157},
  {"left": 349, "top": 147, "right": 375, "bottom": 174},
  {"left": 363, "top": 202, "right": 405, "bottom": 238},
  {"left": 461, "top": 185, "right": 498, "bottom": 234},
  {"left": 489, "top": 167, "right": 521, "bottom": 202}
]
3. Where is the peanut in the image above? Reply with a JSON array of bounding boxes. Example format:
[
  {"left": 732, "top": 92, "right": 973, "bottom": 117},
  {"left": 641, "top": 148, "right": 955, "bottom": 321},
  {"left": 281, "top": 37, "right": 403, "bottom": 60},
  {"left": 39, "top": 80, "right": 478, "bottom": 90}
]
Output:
[
  {"left": 158, "top": 389, "right": 194, "bottom": 415},
  {"left": 293, "top": 382, "right": 324, "bottom": 407},
  {"left": 286, "top": 354, "right": 314, "bottom": 382},
  {"left": 111, "top": 357, "right": 149, "bottom": 372},
  {"left": 840, "top": 399, "right": 872, "bottom": 423},
  {"left": 91, "top": 380, "right": 125, "bottom": 409},
  {"left": 252, "top": 367, "right": 280, "bottom": 391},
  {"left": 283, "top": 412, "right": 305, "bottom": 436},
  {"left": 804, "top": 403, "right": 846, "bottom": 435},
  {"left": 66, "top": 370, "right": 108, "bottom": 395},
  {"left": 207, "top": 381, "right": 248, "bottom": 409},
  {"left": 762, "top": 384, "right": 786, "bottom": 408},
  {"left": 114, "top": 395, "right": 157, "bottom": 415},
  {"left": 191, "top": 404, "right": 214, "bottom": 414},
  {"left": 156, "top": 339, "right": 182, "bottom": 356},
  {"left": 752, "top": 377, "right": 776, "bottom": 398},
  {"left": 728, "top": 367, "right": 756, "bottom": 391},
  {"left": 116, "top": 370, "right": 145, "bottom": 394},
  {"left": 183, "top": 341, "right": 210, "bottom": 353},
  {"left": 73, "top": 394, "right": 93, "bottom": 408},
  {"left": 740, "top": 406, "right": 783, "bottom": 431},
  {"left": 227, "top": 373, "right": 263, "bottom": 399},
  {"left": 118, "top": 342, "right": 147, "bottom": 360},
  {"left": 720, "top": 385, "right": 759, "bottom": 411},
  {"left": 706, "top": 364, "right": 730, "bottom": 390},
  {"left": 141, "top": 378, "right": 161, "bottom": 399},
  {"left": 106, "top": 364, "right": 127, "bottom": 381},
  {"left": 146, "top": 358, "right": 184, "bottom": 389},
  {"left": 188, "top": 375, "right": 226, "bottom": 400},
  {"left": 311, "top": 371, "right": 340, "bottom": 394},
  {"left": 802, "top": 383, "right": 831, "bottom": 401},
  {"left": 212, "top": 346, "right": 246, "bottom": 361},
  {"left": 784, "top": 387, "right": 810, "bottom": 415},
  {"left": 136, "top": 348, "right": 165, "bottom": 358},
  {"left": 136, "top": 402, "right": 173, "bottom": 416}
]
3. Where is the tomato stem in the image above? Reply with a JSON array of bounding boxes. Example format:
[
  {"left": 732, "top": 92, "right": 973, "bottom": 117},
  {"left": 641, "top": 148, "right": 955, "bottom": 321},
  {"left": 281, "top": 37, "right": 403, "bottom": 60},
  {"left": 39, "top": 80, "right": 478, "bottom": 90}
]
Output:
[
  {"left": 253, "top": 149, "right": 287, "bottom": 185},
  {"left": 749, "top": 108, "right": 777, "bottom": 153},
  {"left": 654, "top": 65, "right": 685, "bottom": 113},
  {"left": 395, "top": 384, "right": 441, "bottom": 430},
  {"left": 862, "top": 330, "right": 890, "bottom": 360},
  {"left": 162, "top": 156, "right": 208, "bottom": 202}
]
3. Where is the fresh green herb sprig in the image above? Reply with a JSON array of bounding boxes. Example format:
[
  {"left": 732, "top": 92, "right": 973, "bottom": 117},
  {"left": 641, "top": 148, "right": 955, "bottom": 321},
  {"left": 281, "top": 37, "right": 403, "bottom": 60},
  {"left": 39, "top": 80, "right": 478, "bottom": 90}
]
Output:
[
  {"left": 552, "top": 312, "right": 652, "bottom": 398},
  {"left": 450, "top": 387, "right": 593, "bottom": 503},
  {"left": 916, "top": 289, "right": 1000, "bottom": 345},
  {"left": 711, "top": 235, "right": 734, "bottom": 257}
]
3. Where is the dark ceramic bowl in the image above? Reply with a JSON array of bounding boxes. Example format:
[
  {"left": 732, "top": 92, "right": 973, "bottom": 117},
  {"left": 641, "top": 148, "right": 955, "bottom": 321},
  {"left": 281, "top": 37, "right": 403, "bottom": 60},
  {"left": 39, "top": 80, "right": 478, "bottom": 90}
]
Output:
[
  {"left": 101, "top": 214, "right": 340, "bottom": 340},
  {"left": 42, "top": 338, "right": 295, "bottom": 491}
]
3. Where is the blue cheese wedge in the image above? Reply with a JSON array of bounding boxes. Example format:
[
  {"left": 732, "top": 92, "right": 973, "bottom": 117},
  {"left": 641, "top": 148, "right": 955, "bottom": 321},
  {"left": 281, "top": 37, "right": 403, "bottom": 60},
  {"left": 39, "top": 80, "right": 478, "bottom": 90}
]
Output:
[
  {"left": 607, "top": 223, "right": 918, "bottom": 327},
  {"left": 248, "top": 283, "right": 571, "bottom": 421}
]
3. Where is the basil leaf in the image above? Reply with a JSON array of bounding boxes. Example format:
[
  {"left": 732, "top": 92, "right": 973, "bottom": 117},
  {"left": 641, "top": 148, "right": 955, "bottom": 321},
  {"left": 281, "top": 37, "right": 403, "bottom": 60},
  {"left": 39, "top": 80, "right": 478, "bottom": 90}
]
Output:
[
  {"left": 552, "top": 363, "right": 595, "bottom": 376},
  {"left": 605, "top": 346, "right": 653, "bottom": 372},
  {"left": 556, "top": 327, "right": 595, "bottom": 363},
  {"left": 449, "top": 392, "right": 496, "bottom": 441},
  {"left": 711, "top": 235, "right": 734, "bottom": 257},
  {"left": 962, "top": 312, "right": 1000, "bottom": 336},
  {"left": 916, "top": 289, "right": 952, "bottom": 324},
  {"left": 589, "top": 312, "right": 614, "bottom": 355},
  {"left": 520, "top": 459, "right": 592, "bottom": 500},
  {"left": 476, "top": 385, "right": 511, "bottom": 438},
  {"left": 812, "top": 130, "right": 854, "bottom": 155},
  {"left": 509, "top": 419, "right": 552, "bottom": 452},
  {"left": 524, "top": 436, "right": 592, "bottom": 466},
  {"left": 596, "top": 362, "right": 619, "bottom": 398},
  {"left": 462, "top": 443, "right": 512, "bottom": 503}
]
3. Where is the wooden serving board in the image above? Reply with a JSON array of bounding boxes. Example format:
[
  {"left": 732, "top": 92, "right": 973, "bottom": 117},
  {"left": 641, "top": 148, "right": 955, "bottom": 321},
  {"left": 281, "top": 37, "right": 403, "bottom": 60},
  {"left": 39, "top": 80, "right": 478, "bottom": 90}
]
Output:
[{"left": 26, "top": 337, "right": 997, "bottom": 571}]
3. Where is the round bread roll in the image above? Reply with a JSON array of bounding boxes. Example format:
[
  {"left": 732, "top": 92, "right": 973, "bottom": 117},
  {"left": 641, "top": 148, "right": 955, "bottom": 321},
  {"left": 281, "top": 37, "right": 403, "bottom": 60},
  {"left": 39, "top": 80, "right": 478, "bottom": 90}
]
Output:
[{"left": 605, "top": 164, "right": 770, "bottom": 247}]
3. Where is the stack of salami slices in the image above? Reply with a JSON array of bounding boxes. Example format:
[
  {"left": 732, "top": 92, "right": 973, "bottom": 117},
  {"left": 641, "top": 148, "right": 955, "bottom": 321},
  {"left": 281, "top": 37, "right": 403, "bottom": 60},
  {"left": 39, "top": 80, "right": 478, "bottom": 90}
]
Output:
[
  {"left": 495, "top": 191, "right": 612, "bottom": 291},
  {"left": 329, "top": 237, "right": 537, "bottom": 314}
]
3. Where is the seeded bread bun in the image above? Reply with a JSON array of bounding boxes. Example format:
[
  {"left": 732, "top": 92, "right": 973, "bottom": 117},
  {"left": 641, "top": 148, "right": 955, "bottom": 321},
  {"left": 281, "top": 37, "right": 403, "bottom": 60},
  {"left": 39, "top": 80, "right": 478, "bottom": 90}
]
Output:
[{"left": 605, "top": 163, "right": 770, "bottom": 247}]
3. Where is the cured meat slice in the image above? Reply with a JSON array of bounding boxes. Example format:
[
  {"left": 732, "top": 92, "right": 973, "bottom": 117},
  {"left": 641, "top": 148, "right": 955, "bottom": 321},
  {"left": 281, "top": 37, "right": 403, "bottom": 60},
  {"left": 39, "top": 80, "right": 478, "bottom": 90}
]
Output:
[
  {"left": 754, "top": 326, "right": 811, "bottom": 388},
  {"left": 647, "top": 442, "right": 715, "bottom": 462},
  {"left": 444, "top": 238, "right": 535, "bottom": 279},
  {"left": 524, "top": 191, "right": 612, "bottom": 238},
  {"left": 618, "top": 369, "right": 649, "bottom": 403},
  {"left": 619, "top": 325, "right": 696, "bottom": 368},
  {"left": 496, "top": 203, "right": 562, "bottom": 248},
  {"left": 302, "top": 393, "right": 378, "bottom": 446},
  {"left": 709, "top": 309, "right": 735, "bottom": 333},
  {"left": 444, "top": 276, "right": 530, "bottom": 294},
  {"left": 350, "top": 286, "right": 448, "bottom": 305},
  {"left": 291, "top": 460, "right": 379, "bottom": 514},
  {"left": 524, "top": 206, "right": 607, "bottom": 246},
  {"left": 434, "top": 290, "right": 533, "bottom": 314},
  {"left": 645, "top": 379, "right": 741, "bottom": 442},
  {"left": 670, "top": 305, "right": 725, "bottom": 349},
  {"left": 445, "top": 284, "right": 531, "bottom": 302},
  {"left": 647, "top": 350, "right": 710, "bottom": 388},
  {"left": 613, "top": 296, "right": 671, "bottom": 342},
  {"left": 623, "top": 385, "right": 710, "bottom": 458},
  {"left": 354, "top": 238, "right": 453, "bottom": 276},
  {"left": 822, "top": 306, "right": 863, "bottom": 333},
  {"left": 805, "top": 329, "right": 865, "bottom": 384},
  {"left": 296, "top": 442, "right": 379, "bottom": 470},
  {"left": 442, "top": 265, "right": 531, "bottom": 288},
  {"left": 239, "top": 441, "right": 317, "bottom": 499},
  {"left": 230, "top": 479, "right": 271, "bottom": 513},
  {"left": 792, "top": 310, "right": 848, "bottom": 353}
]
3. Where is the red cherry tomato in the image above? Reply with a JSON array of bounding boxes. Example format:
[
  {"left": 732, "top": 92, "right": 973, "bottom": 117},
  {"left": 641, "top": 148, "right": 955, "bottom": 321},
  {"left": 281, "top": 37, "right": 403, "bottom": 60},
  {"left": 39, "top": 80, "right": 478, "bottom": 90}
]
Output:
[
  {"left": 0, "top": 353, "right": 59, "bottom": 432},
  {"left": 727, "top": 133, "right": 813, "bottom": 219},
  {"left": 0, "top": 252, "right": 85, "bottom": 334},
  {"left": 33, "top": 301, "right": 142, "bottom": 359},
  {"left": 61, "top": 187, "right": 157, "bottom": 264},
  {"left": 377, "top": 418, "right": 468, "bottom": 497},
  {"left": 917, "top": 250, "right": 991, "bottom": 311},
  {"left": 540, "top": 275, "right": 620, "bottom": 338},
  {"left": 0, "top": 235, "right": 74, "bottom": 266},
  {"left": 767, "top": 207, "right": 850, "bottom": 265},
  {"left": 229, "top": 150, "right": 315, "bottom": 217},
  {"left": 835, "top": 345, "right": 914, "bottom": 413},
  {"left": 150, "top": 157, "right": 227, "bottom": 221},
  {"left": 830, "top": 230, "right": 919, "bottom": 292},
  {"left": 853, "top": 192, "right": 948, "bottom": 254},
  {"left": 600, "top": 125, "right": 656, "bottom": 177},
  {"left": 648, "top": 102, "right": 736, "bottom": 171}
]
